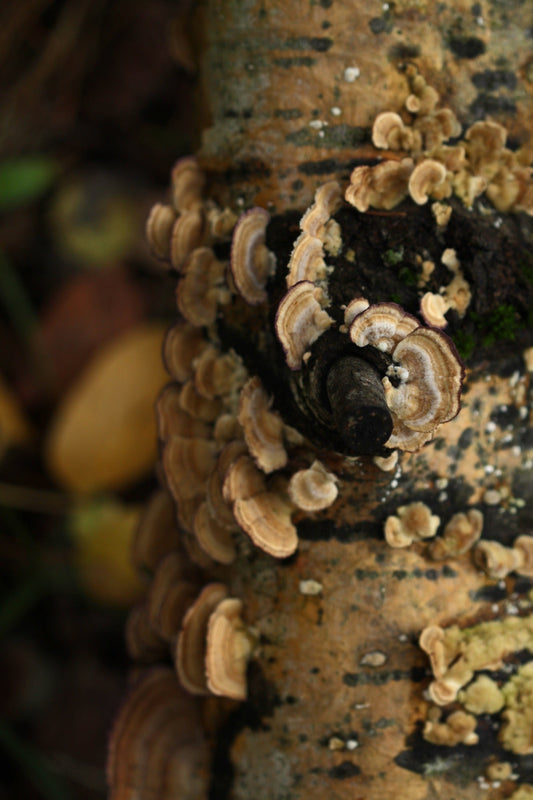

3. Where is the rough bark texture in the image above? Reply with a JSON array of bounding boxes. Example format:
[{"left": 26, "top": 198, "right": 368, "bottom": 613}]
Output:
[
  {"left": 194, "top": 0, "right": 533, "bottom": 209},
  {"left": 117, "top": 2, "right": 533, "bottom": 799}
]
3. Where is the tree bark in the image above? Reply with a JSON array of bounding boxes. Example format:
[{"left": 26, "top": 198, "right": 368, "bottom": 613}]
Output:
[{"left": 113, "top": 2, "right": 533, "bottom": 799}]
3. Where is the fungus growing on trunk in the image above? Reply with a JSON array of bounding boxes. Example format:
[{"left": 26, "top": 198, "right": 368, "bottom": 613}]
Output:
[
  {"left": 205, "top": 597, "right": 256, "bottom": 701},
  {"left": 230, "top": 207, "right": 275, "bottom": 304}
]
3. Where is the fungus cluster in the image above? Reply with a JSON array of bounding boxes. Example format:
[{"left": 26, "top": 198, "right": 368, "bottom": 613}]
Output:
[
  {"left": 419, "top": 614, "right": 533, "bottom": 755},
  {"left": 345, "top": 68, "right": 533, "bottom": 216}
]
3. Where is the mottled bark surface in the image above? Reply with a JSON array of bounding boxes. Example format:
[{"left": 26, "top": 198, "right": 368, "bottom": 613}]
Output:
[
  {"left": 194, "top": 0, "right": 533, "bottom": 209},
  {"left": 119, "top": 2, "right": 533, "bottom": 799}
]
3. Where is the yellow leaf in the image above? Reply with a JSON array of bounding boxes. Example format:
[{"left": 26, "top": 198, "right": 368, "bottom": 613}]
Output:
[
  {"left": 46, "top": 324, "right": 168, "bottom": 493},
  {"left": 70, "top": 499, "right": 146, "bottom": 607}
]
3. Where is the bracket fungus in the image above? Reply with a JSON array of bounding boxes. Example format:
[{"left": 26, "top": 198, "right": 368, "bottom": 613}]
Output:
[
  {"left": 175, "top": 582, "right": 229, "bottom": 695},
  {"left": 237, "top": 376, "right": 287, "bottom": 473},
  {"left": 384, "top": 501, "right": 440, "bottom": 548},
  {"left": 205, "top": 597, "right": 256, "bottom": 701},
  {"left": 230, "top": 207, "right": 275, "bottom": 304},
  {"left": 275, "top": 280, "right": 334, "bottom": 370}
]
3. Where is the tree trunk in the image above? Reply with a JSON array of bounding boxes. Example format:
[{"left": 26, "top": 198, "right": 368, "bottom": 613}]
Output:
[{"left": 110, "top": 2, "right": 533, "bottom": 799}]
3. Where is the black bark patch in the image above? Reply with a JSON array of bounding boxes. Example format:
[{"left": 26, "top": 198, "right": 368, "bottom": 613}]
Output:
[
  {"left": 472, "top": 69, "right": 517, "bottom": 91},
  {"left": 297, "top": 518, "right": 381, "bottom": 543},
  {"left": 284, "top": 36, "right": 333, "bottom": 52},
  {"left": 388, "top": 42, "right": 421, "bottom": 60},
  {"left": 470, "top": 93, "right": 517, "bottom": 117},
  {"left": 457, "top": 427, "right": 474, "bottom": 449},
  {"left": 448, "top": 36, "right": 486, "bottom": 58},
  {"left": 343, "top": 667, "right": 426, "bottom": 687},
  {"left": 274, "top": 56, "right": 316, "bottom": 68},
  {"left": 490, "top": 404, "right": 520, "bottom": 429},
  {"left": 328, "top": 761, "right": 361, "bottom": 779}
]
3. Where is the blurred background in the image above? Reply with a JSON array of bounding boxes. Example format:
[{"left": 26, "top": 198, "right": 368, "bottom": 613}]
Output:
[{"left": 0, "top": 1, "right": 196, "bottom": 797}]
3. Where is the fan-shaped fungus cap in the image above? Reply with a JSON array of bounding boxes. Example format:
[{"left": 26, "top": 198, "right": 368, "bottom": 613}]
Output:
[
  {"left": 125, "top": 602, "right": 167, "bottom": 663},
  {"left": 178, "top": 380, "right": 222, "bottom": 422},
  {"left": 465, "top": 120, "right": 508, "bottom": 176},
  {"left": 420, "top": 292, "right": 450, "bottom": 328},
  {"left": 175, "top": 583, "right": 229, "bottom": 695},
  {"left": 170, "top": 209, "right": 207, "bottom": 271},
  {"left": 233, "top": 478, "right": 298, "bottom": 558},
  {"left": 408, "top": 159, "right": 448, "bottom": 205},
  {"left": 429, "top": 509, "right": 483, "bottom": 560},
  {"left": 230, "top": 207, "right": 275, "bottom": 305},
  {"left": 343, "top": 297, "right": 370, "bottom": 328},
  {"left": 193, "top": 346, "right": 246, "bottom": 401},
  {"left": 156, "top": 385, "right": 211, "bottom": 442},
  {"left": 238, "top": 376, "right": 287, "bottom": 473},
  {"left": 514, "top": 536, "right": 533, "bottom": 576},
  {"left": 147, "top": 552, "right": 200, "bottom": 641},
  {"left": 146, "top": 203, "right": 176, "bottom": 260},
  {"left": 286, "top": 233, "right": 327, "bottom": 288},
  {"left": 275, "top": 281, "right": 333, "bottom": 370},
  {"left": 300, "top": 181, "right": 342, "bottom": 238},
  {"left": 419, "top": 625, "right": 447, "bottom": 679},
  {"left": 131, "top": 489, "right": 181, "bottom": 573},
  {"left": 163, "top": 322, "right": 208, "bottom": 383},
  {"left": 162, "top": 435, "right": 217, "bottom": 502},
  {"left": 206, "top": 597, "right": 255, "bottom": 701},
  {"left": 107, "top": 667, "right": 210, "bottom": 800},
  {"left": 372, "top": 112, "right": 406, "bottom": 149},
  {"left": 288, "top": 460, "right": 338, "bottom": 512},
  {"left": 345, "top": 159, "right": 413, "bottom": 212},
  {"left": 207, "top": 440, "right": 248, "bottom": 529},
  {"left": 423, "top": 709, "right": 478, "bottom": 747},
  {"left": 222, "top": 453, "right": 266, "bottom": 506},
  {"left": 171, "top": 156, "right": 205, "bottom": 212},
  {"left": 474, "top": 540, "right": 525, "bottom": 579},
  {"left": 385, "top": 414, "right": 435, "bottom": 452},
  {"left": 384, "top": 501, "right": 440, "bottom": 548},
  {"left": 349, "top": 302, "right": 419, "bottom": 353},
  {"left": 384, "top": 327, "right": 464, "bottom": 433},
  {"left": 176, "top": 247, "right": 227, "bottom": 328},
  {"left": 193, "top": 502, "right": 236, "bottom": 565}
]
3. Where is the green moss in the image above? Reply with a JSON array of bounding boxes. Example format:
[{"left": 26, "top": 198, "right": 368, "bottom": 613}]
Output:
[
  {"left": 382, "top": 247, "right": 404, "bottom": 267},
  {"left": 454, "top": 330, "right": 476, "bottom": 360},
  {"left": 479, "top": 304, "right": 519, "bottom": 346},
  {"left": 398, "top": 265, "right": 417, "bottom": 286}
]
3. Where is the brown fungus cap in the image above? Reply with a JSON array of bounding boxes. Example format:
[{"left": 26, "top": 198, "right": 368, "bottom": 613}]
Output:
[
  {"left": 429, "top": 508, "right": 483, "bottom": 560},
  {"left": 178, "top": 380, "right": 222, "bottom": 422},
  {"left": 372, "top": 111, "right": 406, "bottom": 150},
  {"left": 145, "top": 202, "right": 176, "bottom": 261},
  {"left": 206, "top": 440, "right": 248, "bottom": 529},
  {"left": 383, "top": 327, "right": 464, "bottom": 433},
  {"left": 230, "top": 207, "right": 275, "bottom": 305},
  {"left": 345, "top": 159, "right": 413, "bottom": 212},
  {"left": 349, "top": 302, "right": 419, "bottom": 353},
  {"left": 193, "top": 501, "right": 236, "bottom": 565},
  {"left": 131, "top": 488, "right": 182, "bottom": 573},
  {"left": 162, "top": 435, "right": 217, "bottom": 503},
  {"left": 286, "top": 232, "right": 327, "bottom": 288},
  {"left": 176, "top": 247, "right": 228, "bottom": 328},
  {"left": 408, "top": 159, "right": 449, "bottom": 205},
  {"left": 107, "top": 667, "right": 210, "bottom": 800},
  {"left": 474, "top": 539, "right": 525, "bottom": 580},
  {"left": 162, "top": 322, "right": 208, "bottom": 383},
  {"left": 233, "top": 480, "right": 298, "bottom": 559},
  {"left": 175, "top": 583, "right": 229, "bottom": 695},
  {"left": 419, "top": 292, "right": 450, "bottom": 328},
  {"left": 343, "top": 297, "right": 369, "bottom": 328},
  {"left": 193, "top": 346, "right": 246, "bottom": 401},
  {"left": 156, "top": 384, "right": 211, "bottom": 442},
  {"left": 222, "top": 453, "right": 266, "bottom": 506},
  {"left": 147, "top": 552, "right": 200, "bottom": 642},
  {"left": 205, "top": 597, "right": 255, "bottom": 701},
  {"left": 385, "top": 414, "right": 436, "bottom": 452},
  {"left": 299, "top": 180, "right": 342, "bottom": 239},
  {"left": 288, "top": 460, "right": 338, "bottom": 512},
  {"left": 384, "top": 501, "right": 440, "bottom": 548},
  {"left": 275, "top": 280, "right": 333, "bottom": 370},
  {"left": 170, "top": 209, "right": 207, "bottom": 271},
  {"left": 238, "top": 376, "right": 287, "bottom": 473},
  {"left": 125, "top": 602, "right": 168, "bottom": 664},
  {"left": 171, "top": 156, "right": 205, "bottom": 212}
]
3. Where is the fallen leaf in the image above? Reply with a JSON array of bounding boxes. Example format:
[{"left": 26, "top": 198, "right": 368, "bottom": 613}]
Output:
[
  {"left": 69, "top": 498, "right": 146, "bottom": 607},
  {"left": 46, "top": 324, "right": 168, "bottom": 493}
]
